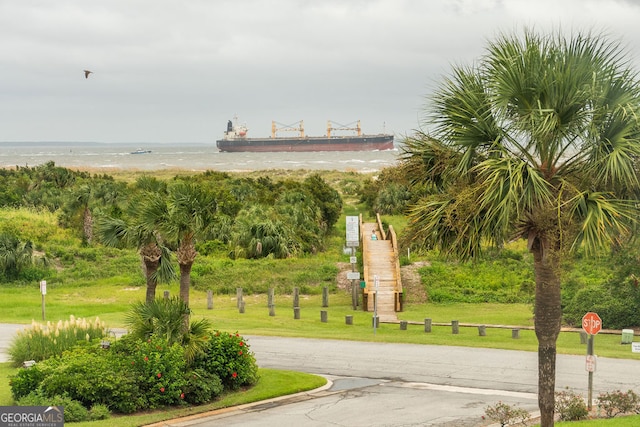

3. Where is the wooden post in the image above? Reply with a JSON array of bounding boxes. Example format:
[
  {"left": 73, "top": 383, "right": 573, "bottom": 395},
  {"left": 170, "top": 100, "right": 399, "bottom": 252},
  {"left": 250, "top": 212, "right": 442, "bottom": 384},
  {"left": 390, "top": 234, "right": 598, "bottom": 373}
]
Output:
[
  {"left": 322, "top": 286, "right": 329, "bottom": 307},
  {"left": 293, "top": 307, "right": 300, "bottom": 319},
  {"left": 207, "top": 290, "right": 213, "bottom": 310},
  {"left": 512, "top": 328, "right": 520, "bottom": 339},
  {"left": 236, "top": 288, "right": 243, "bottom": 308},
  {"left": 424, "top": 318, "right": 432, "bottom": 333},
  {"left": 478, "top": 325, "right": 486, "bottom": 336},
  {"left": 452, "top": 320, "right": 459, "bottom": 334},
  {"left": 239, "top": 301, "right": 245, "bottom": 314},
  {"left": 163, "top": 290, "right": 170, "bottom": 300},
  {"left": 320, "top": 310, "right": 328, "bottom": 323},
  {"left": 400, "top": 320, "right": 408, "bottom": 330},
  {"left": 293, "top": 287, "right": 299, "bottom": 308},
  {"left": 268, "top": 288, "right": 275, "bottom": 316},
  {"left": 345, "top": 315, "right": 353, "bottom": 325}
]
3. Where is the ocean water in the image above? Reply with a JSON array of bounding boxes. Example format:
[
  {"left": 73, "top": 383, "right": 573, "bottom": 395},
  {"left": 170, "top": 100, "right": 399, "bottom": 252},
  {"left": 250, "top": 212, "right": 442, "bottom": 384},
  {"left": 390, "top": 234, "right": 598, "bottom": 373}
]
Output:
[{"left": 0, "top": 142, "right": 400, "bottom": 172}]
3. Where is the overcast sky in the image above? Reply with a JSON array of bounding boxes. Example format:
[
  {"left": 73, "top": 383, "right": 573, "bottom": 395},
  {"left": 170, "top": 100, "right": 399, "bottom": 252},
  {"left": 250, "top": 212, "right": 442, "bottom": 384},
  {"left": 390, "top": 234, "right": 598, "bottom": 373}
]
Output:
[{"left": 3, "top": 0, "right": 640, "bottom": 143}]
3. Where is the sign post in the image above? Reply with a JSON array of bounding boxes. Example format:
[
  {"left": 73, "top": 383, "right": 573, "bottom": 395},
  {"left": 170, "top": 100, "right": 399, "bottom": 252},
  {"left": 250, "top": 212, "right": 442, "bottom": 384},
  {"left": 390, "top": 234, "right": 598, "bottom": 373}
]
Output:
[
  {"left": 345, "top": 216, "right": 360, "bottom": 310},
  {"left": 373, "top": 275, "right": 379, "bottom": 335},
  {"left": 582, "top": 312, "right": 602, "bottom": 410},
  {"left": 39, "top": 280, "right": 47, "bottom": 321}
]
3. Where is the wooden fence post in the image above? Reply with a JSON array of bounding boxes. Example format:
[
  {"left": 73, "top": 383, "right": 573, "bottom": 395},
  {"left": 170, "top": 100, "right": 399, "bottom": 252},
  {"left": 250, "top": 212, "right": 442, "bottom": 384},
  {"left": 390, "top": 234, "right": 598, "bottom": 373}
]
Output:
[
  {"left": 268, "top": 288, "right": 275, "bottom": 316},
  {"left": 207, "top": 290, "right": 213, "bottom": 310}
]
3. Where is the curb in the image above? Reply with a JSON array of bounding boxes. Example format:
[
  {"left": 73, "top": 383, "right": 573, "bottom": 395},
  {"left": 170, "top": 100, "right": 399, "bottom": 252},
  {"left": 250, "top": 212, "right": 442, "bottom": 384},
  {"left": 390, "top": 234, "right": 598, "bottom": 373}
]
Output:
[{"left": 142, "top": 377, "right": 334, "bottom": 427}]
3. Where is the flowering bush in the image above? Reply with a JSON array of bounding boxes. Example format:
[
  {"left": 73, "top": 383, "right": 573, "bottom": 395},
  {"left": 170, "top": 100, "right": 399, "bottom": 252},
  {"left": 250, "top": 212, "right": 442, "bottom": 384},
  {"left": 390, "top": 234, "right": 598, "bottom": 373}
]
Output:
[
  {"left": 112, "top": 334, "right": 187, "bottom": 409},
  {"left": 555, "top": 389, "right": 589, "bottom": 421},
  {"left": 8, "top": 315, "right": 108, "bottom": 367},
  {"left": 10, "top": 347, "right": 140, "bottom": 414},
  {"left": 194, "top": 331, "right": 259, "bottom": 390},
  {"left": 10, "top": 329, "right": 259, "bottom": 415},
  {"left": 484, "top": 401, "right": 530, "bottom": 426},
  {"left": 597, "top": 389, "right": 640, "bottom": 418}
]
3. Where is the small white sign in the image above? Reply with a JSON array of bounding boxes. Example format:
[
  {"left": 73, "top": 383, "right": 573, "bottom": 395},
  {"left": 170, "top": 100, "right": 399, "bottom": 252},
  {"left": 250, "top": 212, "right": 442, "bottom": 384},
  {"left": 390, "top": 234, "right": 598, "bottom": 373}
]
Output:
[
  {"left": 585, "top": 355, "right": 597, "bottom": 372},
  {"left": 346, "top": 216, "right": 359, "bottom": 247},
  {"left": 40, "top": 280, "right": 47, "bottom": 295},
  {"left": 346, "top": 272, "right": 361, "bottom": 280},
  {"left": 632, "top": 342, "right": 640, "bottom": 353},
  {"left": 350, "top": 256, "right": 357, "bottom": 264}
]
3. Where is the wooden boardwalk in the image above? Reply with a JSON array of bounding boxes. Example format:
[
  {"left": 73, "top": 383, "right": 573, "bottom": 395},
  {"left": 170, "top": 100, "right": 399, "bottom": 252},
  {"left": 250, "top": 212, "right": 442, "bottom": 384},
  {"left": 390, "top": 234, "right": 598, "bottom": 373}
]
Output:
[{"left": 361, "top": 216, "right": 403, "bottom": 322}]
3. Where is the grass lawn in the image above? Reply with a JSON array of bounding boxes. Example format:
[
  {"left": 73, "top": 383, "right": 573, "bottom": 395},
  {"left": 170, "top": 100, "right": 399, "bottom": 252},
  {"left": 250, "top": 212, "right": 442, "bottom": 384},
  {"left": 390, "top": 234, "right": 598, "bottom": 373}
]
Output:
[{"left": 2, "top": 283, "right": 639, "bottom": 360}]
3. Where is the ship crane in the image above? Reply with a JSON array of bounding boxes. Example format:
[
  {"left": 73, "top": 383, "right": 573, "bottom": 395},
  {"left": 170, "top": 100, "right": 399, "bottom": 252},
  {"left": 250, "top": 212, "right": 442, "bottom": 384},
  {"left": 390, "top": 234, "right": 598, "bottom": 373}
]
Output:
[
  {"left": 327, "top": 120, "right": 361, "bottom": 138},
  {"left": 271, "top": 120, "right": 305, "bottom": 138}
]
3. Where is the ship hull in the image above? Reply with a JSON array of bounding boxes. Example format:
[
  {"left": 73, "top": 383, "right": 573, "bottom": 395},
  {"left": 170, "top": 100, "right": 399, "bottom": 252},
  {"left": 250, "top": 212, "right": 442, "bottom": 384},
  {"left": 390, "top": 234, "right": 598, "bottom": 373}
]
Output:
[{"left": 216, "top": 135, "right": 394, "bottom": 152}]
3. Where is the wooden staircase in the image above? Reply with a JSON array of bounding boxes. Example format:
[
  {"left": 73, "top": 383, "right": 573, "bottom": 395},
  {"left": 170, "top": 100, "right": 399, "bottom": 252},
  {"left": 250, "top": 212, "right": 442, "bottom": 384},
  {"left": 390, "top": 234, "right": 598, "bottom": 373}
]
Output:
[{"left": 361, "top": 214, "right": 403, "bottom": 322}]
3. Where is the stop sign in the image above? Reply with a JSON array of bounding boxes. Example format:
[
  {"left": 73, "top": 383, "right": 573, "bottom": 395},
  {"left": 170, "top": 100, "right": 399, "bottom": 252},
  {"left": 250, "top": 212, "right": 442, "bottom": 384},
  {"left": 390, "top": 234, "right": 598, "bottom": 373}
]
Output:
[{"left": 582, "top": 312, "right": 602, "bottom": 335}]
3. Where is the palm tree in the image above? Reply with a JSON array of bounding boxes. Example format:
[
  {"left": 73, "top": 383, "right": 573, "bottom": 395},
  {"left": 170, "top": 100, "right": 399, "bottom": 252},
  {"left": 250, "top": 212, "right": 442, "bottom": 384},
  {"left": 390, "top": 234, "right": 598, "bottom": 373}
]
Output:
[
  {"left": 0, "top": 233, "right": 34, "bottom": 280},
  {"left": 402, "top": 29, "right": 640, "bottom": 426},
  {"left": 96, "top": 177, "right": 175, "bottom": 303},
  {"left": 141, "top": 181, "right": 217, "bottom": 307},
  {"left": 125, "top": 297, "right": 211, "bottom": 363}
]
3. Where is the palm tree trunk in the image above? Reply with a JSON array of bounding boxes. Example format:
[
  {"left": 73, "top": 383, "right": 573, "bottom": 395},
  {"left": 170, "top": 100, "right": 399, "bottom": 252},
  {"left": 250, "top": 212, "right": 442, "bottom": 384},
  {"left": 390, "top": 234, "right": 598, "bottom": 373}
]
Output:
[
  {"left": 176, "top": 238, "right": 197, "bottom": 308},
  {"left": 531, "top": 236, "right": 562, "bottom": 427},
  {"left": 141, "top": 243, "right": 162, "bottom": 304},
  {"left": 144, "top": 261, "right": 159, "bottom": 304},
  {"left": 83, "top": 207, "right": 93, "bottom": 244},
  {"left": 179, "top": 262, "right": 192, "bottom": 306}
]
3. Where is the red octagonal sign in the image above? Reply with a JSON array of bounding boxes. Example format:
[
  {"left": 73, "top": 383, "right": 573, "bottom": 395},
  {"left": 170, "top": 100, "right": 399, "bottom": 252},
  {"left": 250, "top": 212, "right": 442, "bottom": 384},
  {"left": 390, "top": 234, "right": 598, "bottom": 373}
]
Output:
[{"left": 582, "top": 312, "right": 602, "bottom": 335}]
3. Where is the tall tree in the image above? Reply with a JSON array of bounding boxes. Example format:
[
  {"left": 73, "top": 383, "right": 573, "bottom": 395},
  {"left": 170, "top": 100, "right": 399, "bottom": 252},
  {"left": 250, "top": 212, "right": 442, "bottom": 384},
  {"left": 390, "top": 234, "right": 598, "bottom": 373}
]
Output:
[
  {"left": 96, "top": 176, "right": 175, "bottom": 303},
  {"left": 141, "top": 181, "right": 217, "bottom": 307},
  {"left": 402, "top": 29, "right": 640, "bottom": 426}
]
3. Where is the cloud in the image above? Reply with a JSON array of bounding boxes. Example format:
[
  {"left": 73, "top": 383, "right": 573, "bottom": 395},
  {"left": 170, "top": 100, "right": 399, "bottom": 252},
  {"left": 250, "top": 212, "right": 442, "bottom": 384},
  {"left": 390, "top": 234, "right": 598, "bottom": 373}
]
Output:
[{"left": 2, "top": 0, "right": 640, "bottom": 142}]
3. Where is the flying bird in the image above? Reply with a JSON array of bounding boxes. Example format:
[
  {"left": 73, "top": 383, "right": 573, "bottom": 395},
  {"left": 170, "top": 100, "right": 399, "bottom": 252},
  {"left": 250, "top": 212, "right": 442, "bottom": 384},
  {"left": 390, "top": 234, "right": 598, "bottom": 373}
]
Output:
[{"left": 83, "top": 70, "right": 93, "bottom": 79}]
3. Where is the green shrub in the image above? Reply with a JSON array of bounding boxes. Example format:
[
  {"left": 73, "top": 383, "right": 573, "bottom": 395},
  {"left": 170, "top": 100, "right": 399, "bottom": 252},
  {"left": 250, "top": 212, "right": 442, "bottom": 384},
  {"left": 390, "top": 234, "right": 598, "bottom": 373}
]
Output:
[
  {"left": 88, "top": 403, "right": 111, "bottom": 421},
  {"left": 555, "top": 389, "right": 589, "bottom": 421},
  {"left": 17, "top": 390, "right": 89, "bottom": 422},
  {"left": 9, "top": 363, "right": 48, "bottom": 401},
  {"left": 36, "top": 348, "right": 141, "bottom": 414},
  {"left": 182, "top": 368, "right": 223, "bottom": 404},
  {"left": 195, "top": 331, "right": 259, "bottom": 390}
]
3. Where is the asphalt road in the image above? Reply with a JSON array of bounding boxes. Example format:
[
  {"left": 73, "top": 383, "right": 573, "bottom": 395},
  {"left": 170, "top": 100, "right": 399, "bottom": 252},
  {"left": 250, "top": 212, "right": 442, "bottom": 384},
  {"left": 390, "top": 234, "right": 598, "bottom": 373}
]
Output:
[{"left": 3, "top": 325, "right": 640, "bottom": 426}]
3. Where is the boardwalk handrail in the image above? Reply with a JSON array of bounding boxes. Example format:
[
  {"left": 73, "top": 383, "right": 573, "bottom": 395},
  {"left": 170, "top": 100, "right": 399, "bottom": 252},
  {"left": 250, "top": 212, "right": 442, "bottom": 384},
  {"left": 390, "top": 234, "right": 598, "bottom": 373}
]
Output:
[
  {"left": 387, "top": 224, "right": 403, "bottom": 311},
  {"left": 375, "top": 213, "right": 387, "bottom": 241}
]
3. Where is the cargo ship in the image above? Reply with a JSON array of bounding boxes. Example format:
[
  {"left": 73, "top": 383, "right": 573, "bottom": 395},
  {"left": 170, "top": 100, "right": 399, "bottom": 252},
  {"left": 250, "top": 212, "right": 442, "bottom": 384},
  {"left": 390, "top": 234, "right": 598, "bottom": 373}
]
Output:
[{"left": 216, "top": 118, "right": 394, "bottom": 152}]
